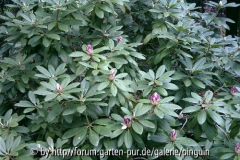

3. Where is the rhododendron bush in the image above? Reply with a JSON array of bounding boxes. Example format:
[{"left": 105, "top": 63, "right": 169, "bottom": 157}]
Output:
[{"left": 1, "top": 0, "right": 240, "bottom": 159}]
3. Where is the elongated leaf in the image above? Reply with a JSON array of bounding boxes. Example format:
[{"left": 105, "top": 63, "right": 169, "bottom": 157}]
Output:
[
  {"left": 124, "top": 130, "right": 132, "bottom": 148},
  {"left": 197, "top": 110, "right": 207, "bottom": 125},
  {"left": 132, "top": 122, "right": 143, "bottom": 135},
  {"left": 89, "top": 129, "right": 99, "bottom": 146}
]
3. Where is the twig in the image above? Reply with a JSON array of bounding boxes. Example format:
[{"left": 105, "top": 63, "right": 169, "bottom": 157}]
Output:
[
  {"left": 180, "top": 116, "right": 188, "bottom": 132},
  {"left": 215, "top": 124, "right": 230, "bottom": 141}
]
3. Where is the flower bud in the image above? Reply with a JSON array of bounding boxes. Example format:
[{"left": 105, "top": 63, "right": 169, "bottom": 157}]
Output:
[
  {"left": 235, "top": 143, "right": 240, "bottom": 154},
  {"left": 230, "top": 86, "right": 238, "bottom": 95},
  {"left": 121, "top": 117, "right": 131, "bottom": 129},
  {"left": 117, "top": 36, "right": 123, "bottom": 43},
  {"left": 170, "top": 129, "right": 177, "bottom": 142},
  {"left": 108, "top": 69, "right": 116, "bottom": 81},
  {"left": 150, "top": 92, "right": 160, "bottom": 106},
  {"left": 124, "top": 117, "right": 131, "bottom": 125},
  {"left": 86, "top": 44, "right": 93, "bottom": 56},
  {"left": 56, "top": 83, "right": 62, "bottom": 93},
  {"left": 219, "top": 1, "right": 223, "bottom": 7}
]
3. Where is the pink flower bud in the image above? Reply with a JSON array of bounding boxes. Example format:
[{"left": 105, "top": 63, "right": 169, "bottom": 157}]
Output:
[
  {"left": 117, "top": 36, "right": 123, "bottom": 43},
  {"left": 150, "top": 92, "right": 160, "bottom": 106},
  {"left": 108, "top": 69, "right": 116, "bottom": 81},
  {"left": 56, "top": 83, "right": 62, "bottom": 93},
  {"left": 86, "top": 44, "right": 93, "bottom": 56},
  {"left": 121, "top": 117, "right": 131, "bottom": 130},
  {"left": 235, "top": 143, "right": 240, "bottom": 154},
  {"left": 124, "top": 117, "right": 131, "bottom": 125},
  {"left": 230, "top": 86, "right": 238, "bottom": 95},
  {"left": 170, "top": 129, "right": 177, "bottom": 142}
]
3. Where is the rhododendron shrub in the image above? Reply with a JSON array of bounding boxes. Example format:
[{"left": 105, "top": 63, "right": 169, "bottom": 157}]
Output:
[{"left": 0, "top": 0, "right": 240, "bottom": 159}]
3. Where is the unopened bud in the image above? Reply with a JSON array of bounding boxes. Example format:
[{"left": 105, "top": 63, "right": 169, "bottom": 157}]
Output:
[
  {"left": 108, "top": 69, "right": 116, "bottom": 81},
  {"left": 170, "top": 129, "right": 177, "bottom": 142},
  {"left": 56, "top": 83, "right": 62, "bottom": 93},
  {"left": 235, "top": 143, "right": 240, "bottom": 154},
  {"left": 150, "top": 92, "right": 160, "bottom": 106},
  {"left": 86, "top": 44, "right": 93, "bottom": 56}
]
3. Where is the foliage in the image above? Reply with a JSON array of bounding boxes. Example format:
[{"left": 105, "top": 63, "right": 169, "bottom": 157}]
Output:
[{"left": 0, "top": 0, "right": 240, "bottom": 159}]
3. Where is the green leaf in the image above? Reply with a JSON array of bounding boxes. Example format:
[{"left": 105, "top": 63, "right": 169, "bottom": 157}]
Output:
[
  {"left": 95, "top": 6, "right": 104, "bottom": 19},
  {"left": 43, "top": 37, "right": 51, "bottom": 47},
  {"left": 28, "top": 91, "right": 36, "bottom": 105},
  {"left": 47, "top": 107, "right": 62, "bottom": 122},
  {"left": 156, "top": 65, "right": 166, "bottom": 78},
  {"left": 63, "top": 128, "right": 82, "bottom": 139},
  {"left": 0, "top": 137, "right": 6, "bottom": 153},
  {"left": 61, "top": 76, "right": 71, "bottom": 88},
  {"left": 89, "top": 129, "right": 99, "bottom": 146},
  {"left": 11, "top": 136, "right": 21, "bottom": 151},
  {"left": 138, "top": 119, "right": 155, "bottom": 128},
  {"left": 183, "top": 98, "right": 199, "bottom": 104},
  {"left": 143, "top": 33, "right": 152, "bottom": 44},
  {"left": 36, "top": 66, "right": 51, "bottom": 77},
  {"left": 192, "top": 79, "right": 205, "bottom": 89},
  {"left": 177, "top": 137, "right": 198, "bottom": 146},
  {"left": 98, "top": 4, "right": 112, "bottom": 13},
  {"left": 150, "top": 133, "right": 169, "bottom": 143},
  {"left": 124, "top": 130, "right": 133, "bottom": 148},
  {"left": 6, "top": 134, "right": 13, "bottom": 152},
  {"left": 15, "top": 101, "right": 34, "bottom": 107},
  {"left": 14, "top": 126, "right": 29, "bottom": 133},
  {"left": 135, "top": 104, "right": 151, "bottom": 117},
  {"left": 111, "top": 114, "right": 123, "bottom": 121},
  {"left": 98, "top": 81, "right": 110, "bottom": 91},
  {"left": 73, "top": 128, "right": 87, "bottom": 146},
  {"left": 111, "top": 129, "right": 124, "bottom": 138},
  {"left": 207, "top": 110, "right": 224, "bottom": 127},
  {"left": 48, "top": 21, "right": 56, "bottom": 30},
  {"left": 204, "top": 90, "right": 213, "bottom": 103},
  {"left": 182, "top": 106, "right": 201, "bottom": 113},
  {"left": 109, "top": 57, "right": 128, "bottom": 64},
  {"left": 115, "top": 73, "right": 128, "bottom": 79},
  {"left": 143, "top": 86, "right": 152, "bottom": 97},
  {"left": 62, "top": 106, "right": 76, "bottom": 115},
  {"left": 197, "top": 110, "right": 207, "bottom": 124},
  {"left": 162, "top": 83, "right": 178, "bottom": 90},
  {"left": 183, "top": 79, "right": 192, "bottom": 87},
  {"left": 69, "top": 51, "right": 86, "bottom": 57},
  {"left": 193, "top": 58, "right": 206, "bottom": 70},
  {"left": 28, "top": 36, "right": 41, "bottom": 45},
  {"left": 21, "top": 74, "right": 29, "bottom": 84},
  {"left": 93, "top": 126, "right": 112, "bottom": 137},
  {"left": 157, "top": 87, "right": 168, "bottom": 96},
  {"left": 191, "top": 92, "right": 202, "bottom": 101},
  {"left": 47, "top": 34, "right": 60, "bottom": 40},
  {"left": 77, "top": 105, "right": 86, "bottom": 113},
  {"left": 132, "top": 122, "right": 143, "bottom": 135},
  {"left": 19, "top": 13, "right": 31, "bottom": 21},
  {"left": 58, "top": 23, "right": 69, "bottom": 32},
  {"left": 45, "top": 93, "right": 58, "bottom": 101},
  {"left": 220, "top": 153, "right": 235, "bottom": 159},
  {"left": 47, "top": 137, "right": 54, "bottom": 148},
  {"left": 154, "top": 108, "right": 164, "bottom": 119},
  {"left": 110, "top": 83, "right": 117, "bottom": 97}
]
